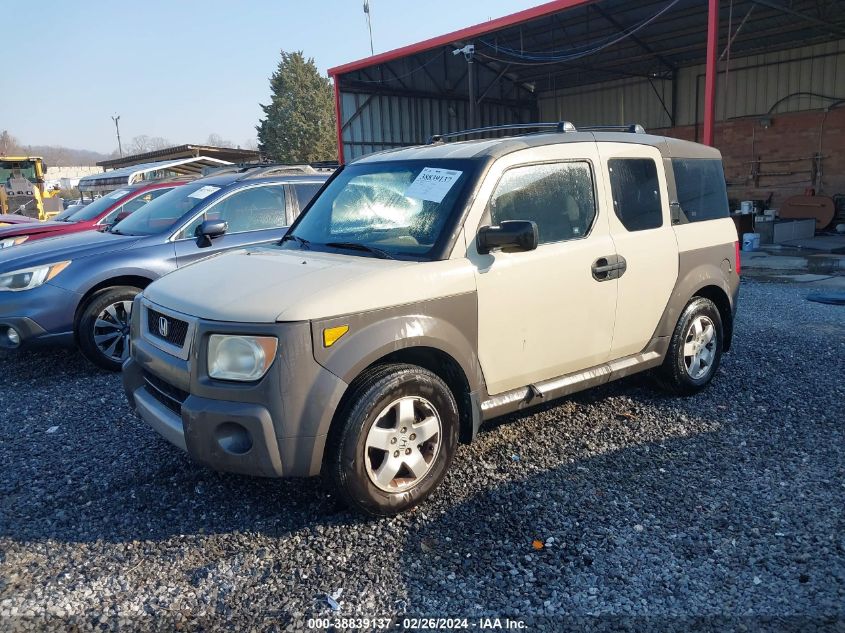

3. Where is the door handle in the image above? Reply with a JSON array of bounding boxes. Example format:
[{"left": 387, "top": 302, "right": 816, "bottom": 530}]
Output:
[{"left": 591, "top": 255, "right": 626, "bottom": 281}]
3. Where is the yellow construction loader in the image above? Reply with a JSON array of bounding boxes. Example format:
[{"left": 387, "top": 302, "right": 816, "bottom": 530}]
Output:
[{"left": 0, "top": 156, "right": 63, "bottom": 220}]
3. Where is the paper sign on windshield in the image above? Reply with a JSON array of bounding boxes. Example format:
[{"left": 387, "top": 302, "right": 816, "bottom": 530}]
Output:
[
  {"left": 108, "top": 189, "right": 131, "bottom": 199},
  {"left": 188, "top": 185, "right": 221, "bottom": 200},
  {"left": 404, "top": 168, "right": 463, "bottom": 203}
]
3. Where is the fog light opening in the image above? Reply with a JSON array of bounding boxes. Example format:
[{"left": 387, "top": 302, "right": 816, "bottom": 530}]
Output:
[
  {"left": 4, "top": 327, "right": 21, "bottom": 348},
  {"left": 214, "top": 422, "right": 253, "bottom": 455}
]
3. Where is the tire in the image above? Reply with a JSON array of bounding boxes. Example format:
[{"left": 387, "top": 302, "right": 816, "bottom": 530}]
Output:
[
  {"left": 77, "top": 286, "right": 141, "bottom": 371},
  {"left": 324, "top": 363, "right": 459, "bottom": 517},
  {"left": 657, "top": 296, "right": 724, "bottom": 395}
]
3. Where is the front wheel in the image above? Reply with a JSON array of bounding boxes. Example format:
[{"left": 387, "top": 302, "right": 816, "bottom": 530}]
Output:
[
  {"left": 77, "top": 286, "right": 141, "bottom": 371},
  {"left": 657, "top": 296, "right": 724, "bottom": 395},
  {"left": 324, "top": 363, "right": 459, "bottom": 516}
]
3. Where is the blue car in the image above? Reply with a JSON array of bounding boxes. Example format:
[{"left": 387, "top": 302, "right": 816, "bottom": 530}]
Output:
[{"left": 0, "top": 166, "right": 328, "bottom": 370}]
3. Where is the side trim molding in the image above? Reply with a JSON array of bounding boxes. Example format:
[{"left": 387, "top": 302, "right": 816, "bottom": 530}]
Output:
[{"left": 480, "top": 350, "right": 662, "bottom": 421}]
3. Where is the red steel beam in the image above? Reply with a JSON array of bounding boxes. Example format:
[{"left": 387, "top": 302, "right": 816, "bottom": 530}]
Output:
[
  {"left": 327, "top": 0, "right": 597, "bottom": 77},
  {"left": 703, "top": 0, "right": 719, "bottom": 146}
]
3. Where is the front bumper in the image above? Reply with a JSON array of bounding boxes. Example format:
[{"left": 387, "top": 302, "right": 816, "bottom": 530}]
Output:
[
  {"left": 123, "top": 298, "right": 349, "bottom": 478},
  {"left": 0, "top": 282, "right": 79, "bottom": 349}
]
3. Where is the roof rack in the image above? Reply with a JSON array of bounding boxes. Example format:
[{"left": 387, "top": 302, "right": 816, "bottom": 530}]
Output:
[
  {"left": 428, "top": 121, "right": 576, "bottom": 144},
  {"left": 427, "top": 121, "right": 646, "bottom": 144},
  {"left": 203, "top": 162, "right": 335, "bottom": 179},
  {"left": 578, "top": 124, "right": 646, "bottom": 134}
]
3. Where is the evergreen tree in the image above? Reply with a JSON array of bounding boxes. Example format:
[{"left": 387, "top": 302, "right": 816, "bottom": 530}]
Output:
[{"left": 257, "top": 51, "right": 336, "bottom": 163}]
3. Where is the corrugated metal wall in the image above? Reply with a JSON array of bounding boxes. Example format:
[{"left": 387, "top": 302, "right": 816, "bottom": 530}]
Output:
[
  {"left": 538, "top": 39, "right": 845, "bottom": 128},
  {"left": 339, "top": 91, "right": 532, "bottom": 161}
]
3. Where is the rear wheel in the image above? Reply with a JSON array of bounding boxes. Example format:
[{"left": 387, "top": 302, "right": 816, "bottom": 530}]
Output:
[
  {"left": 77, "top": 286, "right": 141, "bottom": 371},
  {"left": 324, "top": 363, "right": 459, "bottom": 516},
  {"left": 657, "top": 296, "right": 723, "bottom": 395}
]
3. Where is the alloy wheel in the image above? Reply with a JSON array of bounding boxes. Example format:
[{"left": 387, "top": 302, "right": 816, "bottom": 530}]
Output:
[
  {"left": 93, "top": 300, "right": 133, "bottom": 362},
  {"left": 364, "top": 396, "right": 442, "bottom": 492},
  {"left": 683, "top": 314, "right": 717, "bottom": 380}
]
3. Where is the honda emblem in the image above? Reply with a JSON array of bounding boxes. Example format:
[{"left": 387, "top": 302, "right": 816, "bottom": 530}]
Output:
[{"left": 158, "top": 316, "right": 169, "bottom": 338}]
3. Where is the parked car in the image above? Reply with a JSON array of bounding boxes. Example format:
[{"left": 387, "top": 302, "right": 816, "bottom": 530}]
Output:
[
  {"left": 123, "top": 123, "right": 740, "bottom": 516},
  {"left": 0, "top": 214, "right": 39, "bottom": 227},
  {"left": 0, "top": 166, "right": 328, "bottom": 369},
  {"left": 0, "top": 179, "right": 189, "bottom": 250}
]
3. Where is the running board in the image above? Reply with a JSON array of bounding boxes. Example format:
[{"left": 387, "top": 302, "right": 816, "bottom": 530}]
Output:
[{"left": 480, "top": 350, "right": 662, "bottom": 421}]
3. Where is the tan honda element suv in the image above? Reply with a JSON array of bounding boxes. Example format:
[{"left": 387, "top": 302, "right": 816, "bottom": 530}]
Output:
[{"left": 124, "top": 122, "right": 740, "bottom": 516}]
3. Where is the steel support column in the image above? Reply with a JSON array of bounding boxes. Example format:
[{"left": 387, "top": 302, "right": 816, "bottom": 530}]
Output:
[
  {"left": 703, "top": 0, "right": 719, "bottom": 146},
  {"left": 333, "top": 77, "right": 344, "bottom": 164}
]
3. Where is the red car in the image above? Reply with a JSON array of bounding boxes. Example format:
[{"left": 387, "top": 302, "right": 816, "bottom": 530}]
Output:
[{"left": 0, "top": 179, "right": 190, "bottom": 250}]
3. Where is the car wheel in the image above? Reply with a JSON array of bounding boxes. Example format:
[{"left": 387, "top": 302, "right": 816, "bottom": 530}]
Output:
[
  {"left": 658, "top": 296, "right": 723, "bottom": 395},
  {"left": 77, "top": 286, "right": 141, "bottom": 371},
  {"left": 324, "top": 363, "right": 459, "bottom": 517}
]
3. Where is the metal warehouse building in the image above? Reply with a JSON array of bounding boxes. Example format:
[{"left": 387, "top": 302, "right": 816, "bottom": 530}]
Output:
[{"left": 329, "top": 0, "right": 845, "bottom": 207}]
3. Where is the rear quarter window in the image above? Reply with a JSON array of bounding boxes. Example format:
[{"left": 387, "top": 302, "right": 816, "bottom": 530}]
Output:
[{"left": 672, "top": 159, "right": 729, "bottom": 223}]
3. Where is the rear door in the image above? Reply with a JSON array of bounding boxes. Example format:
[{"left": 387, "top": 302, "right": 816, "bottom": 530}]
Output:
[
  {"left": 173, "top": 183, "right": 288, "bottom": 267},
  {"left": 596, "top": 143, "right": 679, "bottom": 359}
]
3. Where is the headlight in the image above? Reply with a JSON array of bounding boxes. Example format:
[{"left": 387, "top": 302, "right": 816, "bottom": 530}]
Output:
[
  {"left": 0, "top": 236, "right": 29, "bottom": 249},
  {"left": 207, "top": 334, "right": 277, "bottom": 381},
  {"left": 0, "top": 260, "right": 71, "bottom": 292}
]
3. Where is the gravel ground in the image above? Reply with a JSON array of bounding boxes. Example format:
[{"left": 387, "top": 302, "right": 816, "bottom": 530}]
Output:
[{"left": 0, "top": 280, "right": 843, "bottom": 630}]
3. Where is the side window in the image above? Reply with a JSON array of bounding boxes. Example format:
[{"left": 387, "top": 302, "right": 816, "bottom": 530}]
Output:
[
  {"left": 101, "top": 188, "right": 171, "bottom": 224},
  {"left": 672, "top": 159, "right": 729, "bottom": 222},
  {"left": 488, "top": 162, "right": 596, "bottom": 245},
  {"left": 181, "top": 185, "right": 286, "bottom": 238},
  {"left": 608, "top": 158, "right": 663, "bottom": 231}
]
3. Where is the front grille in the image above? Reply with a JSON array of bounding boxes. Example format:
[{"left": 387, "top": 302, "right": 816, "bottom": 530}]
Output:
[
  {"left": 146, "top": 307, "right": 189, "bottom": 347},
  {"left": 143, "top": 371, "right": 188, "bottom": 416}
]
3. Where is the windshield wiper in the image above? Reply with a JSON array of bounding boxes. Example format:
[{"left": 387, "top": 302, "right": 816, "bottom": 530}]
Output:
[
  {"left": 324, "top": 241, "right": 396, "bottom": 260},
  {"left": 281, "top": 234, "right": 310, "bottom": 249}
]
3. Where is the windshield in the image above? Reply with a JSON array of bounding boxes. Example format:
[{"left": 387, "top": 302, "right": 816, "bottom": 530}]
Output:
[
  {"left": 283, "top": 159, "right": 479, "bottom": 260},
  {"left": 110, "top": 181, "right": 220, "bottom": 236},
  {"left": 65, "top": 190, "right": 133, "bottom": 222},
  {"left": 0, "top": 161, "right": 38, "bottom": 183},
  {"left": 53, "top": 205, "right": 83, "bottom": 221}
]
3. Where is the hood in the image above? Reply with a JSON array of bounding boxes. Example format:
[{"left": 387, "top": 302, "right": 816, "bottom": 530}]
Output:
[
  {"left": 144, "top": 246, "right": 476, "bottom": 323},
  {"left": 0, "top": 219, "right": 73, "bottom": 238},
  {"left": 0, "top": 215, "right": 40, "bottom": 226},
  {"left": 0, "top": 229, "right": 141, "bottom": 272}
]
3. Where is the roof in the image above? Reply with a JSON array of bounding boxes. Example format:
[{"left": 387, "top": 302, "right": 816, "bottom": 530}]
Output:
[
  {"left": 97, "top": 145, "right": 260, "bottom": 169},
  {"left": 78, "top": 156, "right": 232, "bottom": 193},
  {"left": 331, "top": 0, "right": 845, "bottom": 92},
  {"left": 354, "top": 129, "right": 721, "bottom": 162}
]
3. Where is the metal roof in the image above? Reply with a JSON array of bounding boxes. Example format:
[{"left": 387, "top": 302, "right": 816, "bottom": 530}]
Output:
[
  {"left": 96, "top": 145, "right": 260, "bottom": 169},
  {"left": 78, "top": 156, "right": 232, "bottom": 193},
  {"left": 331, "top": 0, "right": 845, "bottom": 93}
]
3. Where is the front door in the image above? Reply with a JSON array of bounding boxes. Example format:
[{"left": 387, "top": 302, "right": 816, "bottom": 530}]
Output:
[
  {"left": 174, "top": 183, "right": 288, "bottom": 267},
  {"left": 596, "top": 143, "right": 679, "bottom": 359},
  {"left": 470, "top": 146, "right": 618, "bottom": 396}
]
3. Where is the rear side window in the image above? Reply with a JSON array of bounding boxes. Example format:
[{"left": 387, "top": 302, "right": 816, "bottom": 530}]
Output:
[
  {"left": 489, "top": 161, "right": 596, "bottom": 245},
  {"left": 608, "top": 158, "right": 663, "bottom": 231},
  {"left": 294, "top": 183, "right": 323, "bottom": 211},
  {"left": 672, "top": 159, "right": 729, "bottom": 222}
]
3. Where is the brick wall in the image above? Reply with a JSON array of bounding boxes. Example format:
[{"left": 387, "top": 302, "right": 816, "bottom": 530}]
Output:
[{"left": 653, "top": 107, "right": 845, "bottom": 209}]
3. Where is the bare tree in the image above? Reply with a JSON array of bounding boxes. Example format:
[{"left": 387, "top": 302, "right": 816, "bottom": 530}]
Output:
[
  {"left": 242, "top": 138, "right": 259, "bottom": 151},
  {"left": 127, "top": 135, "right": 172, "bottom": 154},
  {"left": 0, "top": 130, "right": 22, "bottom": 155},
  {"left": 205, "top": 133, "right": 235, "bottom": 148}
]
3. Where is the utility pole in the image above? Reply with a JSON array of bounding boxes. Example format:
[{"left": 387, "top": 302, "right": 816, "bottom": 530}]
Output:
[
  {"left": 363, "top": 0, "right": 374, "bottom": 55},
  {"left": 111, "top": 115, "right": 123, "bottom": 157}
]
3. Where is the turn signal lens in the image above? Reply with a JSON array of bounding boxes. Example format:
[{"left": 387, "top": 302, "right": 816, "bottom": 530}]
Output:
[{"left": 323, "top": 325, "right": 349, "bottom": 348}]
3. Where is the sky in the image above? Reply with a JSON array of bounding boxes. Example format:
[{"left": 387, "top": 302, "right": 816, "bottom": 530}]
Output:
[{"left": 3, "top": 0, "right": 539, "bottom": 154}]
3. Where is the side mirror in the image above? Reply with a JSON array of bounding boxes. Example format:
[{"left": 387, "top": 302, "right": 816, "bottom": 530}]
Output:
[
  {"left": 476, "top": 220, "right": 538, "bottom": 255},
  {"left": 195, "top": 219, "right": 228, "bottom": 247},
  {"left": 196, "top": 219, "right": 228, "bottom": 239}
]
